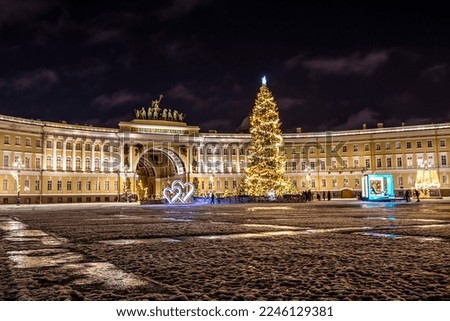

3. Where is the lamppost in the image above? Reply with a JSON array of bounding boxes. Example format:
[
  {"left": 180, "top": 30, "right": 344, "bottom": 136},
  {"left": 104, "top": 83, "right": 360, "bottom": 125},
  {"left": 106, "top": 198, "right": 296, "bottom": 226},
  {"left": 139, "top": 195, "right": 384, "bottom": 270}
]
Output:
[{"left": 13, "top": 158, "right": 23, "bottom": 206}]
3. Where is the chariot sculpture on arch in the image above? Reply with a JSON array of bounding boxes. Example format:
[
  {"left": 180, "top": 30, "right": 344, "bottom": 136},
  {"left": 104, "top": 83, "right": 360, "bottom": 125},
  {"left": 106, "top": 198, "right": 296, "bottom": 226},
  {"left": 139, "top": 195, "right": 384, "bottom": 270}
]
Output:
[{"left": 134, "top": 93, "right": 186, "bottom": 122}]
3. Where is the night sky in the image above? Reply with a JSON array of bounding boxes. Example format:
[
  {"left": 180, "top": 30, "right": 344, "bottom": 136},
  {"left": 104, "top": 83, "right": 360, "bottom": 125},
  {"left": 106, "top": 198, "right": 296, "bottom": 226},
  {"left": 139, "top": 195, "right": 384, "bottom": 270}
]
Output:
[{"left": 0, "top": 0, "right": 449, "bottom": 133}]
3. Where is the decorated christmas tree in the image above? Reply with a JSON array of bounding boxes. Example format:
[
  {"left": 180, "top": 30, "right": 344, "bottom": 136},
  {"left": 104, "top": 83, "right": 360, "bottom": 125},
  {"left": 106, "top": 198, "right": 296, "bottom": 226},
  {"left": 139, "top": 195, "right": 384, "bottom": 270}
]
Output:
[{"left": 242, "top": 77, "right": 296, "bottom": 197}]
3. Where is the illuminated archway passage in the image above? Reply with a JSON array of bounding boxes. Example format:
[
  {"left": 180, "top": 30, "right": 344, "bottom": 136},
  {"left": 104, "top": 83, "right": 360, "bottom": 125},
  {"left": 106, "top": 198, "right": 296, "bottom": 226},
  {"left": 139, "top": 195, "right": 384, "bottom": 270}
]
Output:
[{"left": 135, "top": 148, "right": 186, "bottom": 200}]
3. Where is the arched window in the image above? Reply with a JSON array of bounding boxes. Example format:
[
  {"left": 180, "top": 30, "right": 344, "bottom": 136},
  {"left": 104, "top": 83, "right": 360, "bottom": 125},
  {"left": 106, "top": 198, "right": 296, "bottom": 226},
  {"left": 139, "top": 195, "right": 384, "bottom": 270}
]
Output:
[
  {"left": 76, "top": 157, "right": 81, "bottom": 170},
  {"left": 85, "top": 157, "right": 91, "bottom": 170},
  {"left": 103, "top": 158, "right": 109, "bottom": 171},
  {"left": 56, "top": 156, "right": 62, "bottom": 169},
  {"left": 46, "top": 155, "right": 52, "bottom": 169},
  {"left": 94, "top": 158, "right": 100, "bottom": 171},
  {"left": 66, "top": 157, "right": 72, "bottom": 170}
]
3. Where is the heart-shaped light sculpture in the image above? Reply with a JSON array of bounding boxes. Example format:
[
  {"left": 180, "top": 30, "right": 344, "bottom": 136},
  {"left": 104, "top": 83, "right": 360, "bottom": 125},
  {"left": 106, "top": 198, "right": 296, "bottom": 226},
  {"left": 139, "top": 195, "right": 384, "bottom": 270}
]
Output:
[{"left": 163, "top": 180, "right": 196, "bottom": 204}]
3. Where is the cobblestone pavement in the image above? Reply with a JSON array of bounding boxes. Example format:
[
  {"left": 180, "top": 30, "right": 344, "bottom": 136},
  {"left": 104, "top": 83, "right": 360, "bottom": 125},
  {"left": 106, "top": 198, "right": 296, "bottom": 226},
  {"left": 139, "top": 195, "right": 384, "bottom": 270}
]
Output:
[{"left": 1, "top": 199, "right": 449, "bottom": 300}]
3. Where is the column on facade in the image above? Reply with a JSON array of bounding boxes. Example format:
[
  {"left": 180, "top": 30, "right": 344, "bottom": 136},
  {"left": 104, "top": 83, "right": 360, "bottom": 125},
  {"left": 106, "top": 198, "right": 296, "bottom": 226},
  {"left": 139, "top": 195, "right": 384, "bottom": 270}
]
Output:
[
  {"left": 236, "top": 145, "right": 241, "bottom": 173},
  {"left": 109, "top": 141, "right": 113, "bottom": 172},
  {"left": 188, "top": 146, "right": 193, "bottom": 174},
  {"left": 81, "top": 141, "right": 86, "bottom": 172},
  {"left": 203, "top": 145, "right": 208, "bottom": 173},
  {"left": 197, "top": 144, "right": 202, "bottom": 173},
  {"left": 62, "top": 137, "right": 67, "bottom": 171},
  {"left": 52, "top": 139, "right": 57, "bottom": 171},
  {"left": 227, "top": 145, "right": 232, "bottom": 173},
  {"left": 72, "top": 139, "right": 76, "bottom": 171},
  {"left": 43, "top": 135, "right": 48, "bottom": 170},
  {"left": 220, "top": 145, "right": 225, "bottom": 173},
  {"left": 128, "top": 145, "right": 133, "bottom": 171},
  {"left": 91, "top": 142, "right": 95, "bottom": 171},
  {"left": 100, "top": 141, "right": 105, "bottom": 172},
  {"left": 119, "top": 139, "right": 124, "bottom": 172}
]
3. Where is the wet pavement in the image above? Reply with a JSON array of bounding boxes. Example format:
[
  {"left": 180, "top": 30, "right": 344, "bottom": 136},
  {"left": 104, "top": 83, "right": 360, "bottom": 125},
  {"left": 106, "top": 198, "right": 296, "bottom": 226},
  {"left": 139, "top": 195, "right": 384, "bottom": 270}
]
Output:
[{"left": 0, "top": 199, "right": 449, "bottom": 300}]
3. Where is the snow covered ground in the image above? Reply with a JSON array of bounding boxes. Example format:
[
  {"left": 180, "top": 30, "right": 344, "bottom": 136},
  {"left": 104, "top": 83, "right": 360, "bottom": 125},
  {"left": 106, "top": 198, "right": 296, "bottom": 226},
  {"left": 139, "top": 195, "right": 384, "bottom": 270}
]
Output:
[{"left": 1, "top": 199, "right": 449, "bottom": 300}]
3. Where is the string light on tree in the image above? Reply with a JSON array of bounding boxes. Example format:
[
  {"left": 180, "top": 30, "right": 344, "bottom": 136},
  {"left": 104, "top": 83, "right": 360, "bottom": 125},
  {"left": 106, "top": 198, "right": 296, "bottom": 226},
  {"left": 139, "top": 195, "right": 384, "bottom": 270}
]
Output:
[{"left": 241, "top": 77, "right": 296, "bottom": 197}]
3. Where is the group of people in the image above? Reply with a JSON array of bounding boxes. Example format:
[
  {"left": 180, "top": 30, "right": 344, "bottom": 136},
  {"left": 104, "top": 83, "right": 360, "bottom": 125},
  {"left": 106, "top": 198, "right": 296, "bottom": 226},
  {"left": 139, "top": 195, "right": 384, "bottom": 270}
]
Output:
[
  {"left": 302, "top": 190, "right": 331, "bottom": 202},
  {"left": 404, "top": 189, "right": 421, "bottom": 202}
]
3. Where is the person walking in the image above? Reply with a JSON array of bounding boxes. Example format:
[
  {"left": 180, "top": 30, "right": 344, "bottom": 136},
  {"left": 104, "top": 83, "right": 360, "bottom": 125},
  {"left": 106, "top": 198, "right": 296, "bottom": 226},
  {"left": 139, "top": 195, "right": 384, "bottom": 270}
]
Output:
[
  {"left": 414, "top": 189, "right": 420, "bottom": 202},
  {"left": 327, "top": 190, "right": 331, "bottom": 201}
]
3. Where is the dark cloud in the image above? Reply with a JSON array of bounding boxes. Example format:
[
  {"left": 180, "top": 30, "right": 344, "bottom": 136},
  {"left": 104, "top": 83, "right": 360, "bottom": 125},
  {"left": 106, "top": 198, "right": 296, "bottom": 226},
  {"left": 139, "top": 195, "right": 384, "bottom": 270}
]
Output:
[
  {"left": 92, "top": 90, "right": 146, "bottom": 110},
  {"left": 422, "top": 64, "right": 447, "bottom": 83},
  {"left": 0, "top": 69, "right": 60, "bottom": 91},
  {"left": 334, "top": 108, "right": 381, "bottom": 130},
  {"left": 0, "top": 0, "right": 57, "bottom": 25},
  {"left": 300, "top": 51, "right": 390, "bottom": 77},
  {"left": 156, "top": 0, "right": 211, "bottom": 21}
]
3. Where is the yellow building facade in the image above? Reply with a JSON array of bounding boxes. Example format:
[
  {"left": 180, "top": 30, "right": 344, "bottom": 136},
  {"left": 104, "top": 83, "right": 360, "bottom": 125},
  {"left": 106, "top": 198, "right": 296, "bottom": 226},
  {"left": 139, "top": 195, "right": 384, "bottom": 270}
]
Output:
[{"left": 0, "top": 113, "right": 449, "bottom": 204}]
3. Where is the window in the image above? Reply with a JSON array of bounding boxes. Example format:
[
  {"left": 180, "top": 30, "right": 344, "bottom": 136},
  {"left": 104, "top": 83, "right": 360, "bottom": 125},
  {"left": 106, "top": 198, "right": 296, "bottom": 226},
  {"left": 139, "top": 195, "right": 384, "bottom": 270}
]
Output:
[
  {"left": 311, "top": 180, "right": 316, "bottom": 188},
  {"left": 355, "top": 178, "right": 360, "bottom": 187},
  {"left": 343, "top": 178, "right": 349, "bottom": 187},
  {"left": 94, "top": 158, "right": 100, "bottom": 171},
  {"left": 386, "top": 157, "right": 392, "bottom": 168},
  {"left": 86, "top": 181, "right": 91, "bottom": 191},
  {"left": 353, "top": 159, "right": 359, "bottom": 168},
  {"left": 342, "top": 145, "right": 347, "bottom": 152},
  {"left": 46, "top": 140, "right": 52, "bottom": 148},
  {"left": 25, "top": 157, "right": 31, "bottom": 169},
  {"left": 441, "top": 155, "right": 447, "bottom": 166},
  {"left": 301, "top": 161, "right": 306, "bottom": 170},
  {"left": 375, "top": 143, "right": 381, "bottom": 151},
  {"left": 232, "top": 180, "right": 237, "bottom": 189},
  {"left": 66, "top": 142, "right": 73, "bottom": 150},
  {"left": 85, "top": 157, "right": 91, "bottom": 170},
  {"left": 46, "top": 156, "right": 52, "bottom": 169},
  {"left": 76, "top": 157, "right": 81, "bottom": 170},
  {"left": 36, "top": 139, "right": 41, "bottom": 148},
  {"left": 57, "top": 180, "right": 62, "bottom": 191},
  {"left": 15, "top": 137, "right": 20, "bottom": 146},
  {"left": 332, "top": 178, "right": 337, "bottom": 187},
  {"left": 365, "top": 159, "right": 370, "bottom": 168},
  {"left": 397, "top": 157, "right": 403, "bottom": 167},
  {"left": 353, "top": 144, "right": 359, "bottom": 152},
  {"left": 76, "top": 143, "right": 81, "bottom": 150},
  {"left": 77, "top": 180, "right": 82, "bottom": 191},
  {"left": 427, "top": 140, "right": 433, "bottom": 148},
  {"left": 291, "top": 147, "right": 296, "bottom": 154},
  {"left": 4, "top": 135, "right": 10, "bottom": 145},
  {"left": 56, "top": 141, "right": 62, "bottom": 149},
  {"left": 407, "top": 155, "right": 414, "bottom": 167},
  {"left": 376, "top": 158, "right": 382, "bottom": 168},
  {"left": 406, "top": 142, "right": 411, "bottom": 149},
  {"left": 26, "top": 138, "right": 31, "bottom": 147},
  {"left": 396, "top": 142, "right": 401, "bottom": 149},
  {"left": 56, "top": 156, "right": 62, "bottom": 169},
  {"left": 385, "top": 142, "right": 391, "bottom": 150},
  {"left": 398, "top": 176, "right": 403, "bottom": 187},
  {"left": 292, "top": 161, "right": 297, "bottom": 171},
  {"left": 443, "top": 175, "right": 448, "bottom": 184},
  {"left": 47, "top": 181, "right": 53, "bottom": 191},
  {"left": 417, "top": 141, "right": 422, "bottom": 148},
  {"left": 86, "top": 143, "right": 91, "bottom": 150},
  {"left": 66, "top": 157, "right": 72, "bottom": 170},
  {"left": 224, "top": 180, "right": 229, "bottom": 189},
  {"left": 95, "top": 180, "right": 100, "bottom": 191},
  {"left": 103, "top": 144, "right": 110, "bottom": 152},
  {"left": 343, "top": 160, "right": 348, "bottom": 168},
  {"left": 2, "top": 179, "right": 8, "bottom": 191},
  {"left": 114, "top": 180, "right": 118, "bottom": 191},
  {"left": 35, "top": 180, "right": 40, "bottom": 191},
  {"left": 35, "top": 157, "right": 41, "bottom": 170},
  {"left": 310, "top": 161, "right": 315, "bottom": 170},
  {"left": 321, "top": 178, "right": 327, "bottom": 188},
  {"left": 364, "top": 144, "right": 369, "bottom": 151},
  {"left": 105, "top": 180, "right": 110, "bottom": 191},
  {"left": 3, "top": 154, "right": 9, "bottom": 168},
  {"left": 440, "top": 140, "right": 446, "bottom": 147},
  {"left": 67, "top": 181, "right": 72, "bottom": 191},
  {"left": 103, "top": 158, "right": 109, "bottom": 170},
  {"left": 95, "top": 145, "right": 100, "bottom": 151},
  {"left": 320, "top": 160, "right": 326, "bottom": 170}
]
